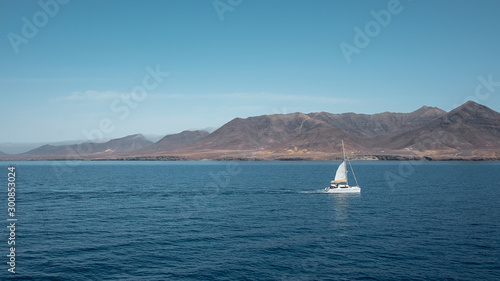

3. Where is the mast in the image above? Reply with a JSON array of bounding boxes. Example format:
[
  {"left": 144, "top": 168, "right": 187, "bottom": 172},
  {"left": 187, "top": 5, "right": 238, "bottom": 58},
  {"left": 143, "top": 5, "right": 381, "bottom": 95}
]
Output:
[
  {"left": 341, "top": 140, "right": 346, "bottom": 162},
  {"left": 342, "top": 140, "right": 348, "bottom": 186}
]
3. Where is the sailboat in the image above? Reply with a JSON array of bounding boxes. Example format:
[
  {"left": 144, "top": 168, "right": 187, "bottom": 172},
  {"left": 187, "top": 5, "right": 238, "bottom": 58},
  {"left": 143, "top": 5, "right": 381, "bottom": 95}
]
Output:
[{"left": 325, "top": 140, "right": 360, "bottom": 193}]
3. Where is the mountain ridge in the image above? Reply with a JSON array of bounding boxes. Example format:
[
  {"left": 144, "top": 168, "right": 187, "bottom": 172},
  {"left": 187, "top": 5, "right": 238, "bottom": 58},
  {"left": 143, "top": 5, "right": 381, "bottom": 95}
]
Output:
[
  {"left": 2, "top": 101, "right": 499, "bottom": 161},
  {"left": 383, "top": 101, "right": 500, "bottom": 154},
  {"left": 11, "top": 134, "right": 153, "bottom": 160},
  {"left": 306, "top": 105, "right": 446, "bottom": 139}
]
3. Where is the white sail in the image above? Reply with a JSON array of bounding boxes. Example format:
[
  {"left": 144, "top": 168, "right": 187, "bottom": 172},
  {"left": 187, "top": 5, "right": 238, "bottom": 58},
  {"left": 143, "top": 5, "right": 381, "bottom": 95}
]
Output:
[{"left": 332, "top": 161, "right": 347, "bottom": 183}]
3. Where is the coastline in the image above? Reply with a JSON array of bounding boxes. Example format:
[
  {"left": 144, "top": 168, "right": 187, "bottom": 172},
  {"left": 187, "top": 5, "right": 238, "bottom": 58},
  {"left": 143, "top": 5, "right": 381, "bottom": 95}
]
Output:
[{"left": 2, "top": 154, "right": 499, "bottom": 161}]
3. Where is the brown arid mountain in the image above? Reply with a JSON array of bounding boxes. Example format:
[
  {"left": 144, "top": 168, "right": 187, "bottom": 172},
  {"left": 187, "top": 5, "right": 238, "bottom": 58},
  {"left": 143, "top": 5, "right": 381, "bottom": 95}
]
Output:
[
  {"left": 171, "top": 113, "right": 327, "bottom": 152},
  {"left": 9, "top": 134, "right": 153, "bottom": 160},
  {"left": 0, "top": 151, "right": 8, "bottom": 157},
  {"left": 381, "top": 101, "right": 500, "bottom": 159},
  {"left": 169, "top": 105, "right": 444, "bottom": 154},
  {"left": 307, "top": 105, "right": 446, "bottom": 138},
  {"left": 1, "top": 101, "right": 499, "bottom": 161},
  {"left": 168, "top": 105, "right": 449, "bottom": 160},
  {"left": 94, "top": 134, "right": 153, "bottom": 153},
  {"left": 137, "top": 130, "right": 209, "bottom": 153},
  {"left": 270, "top": 126, "right": 367, "bottom": 154}
]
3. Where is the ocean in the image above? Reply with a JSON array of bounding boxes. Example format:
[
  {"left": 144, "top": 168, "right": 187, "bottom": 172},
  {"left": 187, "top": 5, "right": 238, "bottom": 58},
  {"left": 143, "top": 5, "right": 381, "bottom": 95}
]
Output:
[{"left": 2, "top": 161, "right": 500, "bottom": 280}]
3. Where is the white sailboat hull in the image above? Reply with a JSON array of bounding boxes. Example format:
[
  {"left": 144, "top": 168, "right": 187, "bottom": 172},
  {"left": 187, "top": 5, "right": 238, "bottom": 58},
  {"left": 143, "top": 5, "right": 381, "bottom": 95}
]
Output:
[{"left": 325, "top": 186, "right": 361, "bottom": 193}]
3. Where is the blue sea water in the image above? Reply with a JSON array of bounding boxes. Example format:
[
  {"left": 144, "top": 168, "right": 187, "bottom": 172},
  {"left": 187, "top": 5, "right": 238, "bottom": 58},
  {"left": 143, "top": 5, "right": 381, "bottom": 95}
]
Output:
[{"left": 1, "top": 161, "right": 500, "bottom": 280}]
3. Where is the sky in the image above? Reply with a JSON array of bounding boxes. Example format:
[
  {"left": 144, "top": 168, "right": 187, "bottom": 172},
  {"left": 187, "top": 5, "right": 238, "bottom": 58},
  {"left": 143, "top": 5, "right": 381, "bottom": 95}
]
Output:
[{"left": 1, "top": 0, "right": 500, "bottom": 144}]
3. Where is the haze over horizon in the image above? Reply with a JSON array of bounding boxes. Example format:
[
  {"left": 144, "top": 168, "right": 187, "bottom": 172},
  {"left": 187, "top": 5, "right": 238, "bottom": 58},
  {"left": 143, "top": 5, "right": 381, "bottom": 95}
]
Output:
[{"left": 2, "top": 0, "right": 500, "bottom": 143}]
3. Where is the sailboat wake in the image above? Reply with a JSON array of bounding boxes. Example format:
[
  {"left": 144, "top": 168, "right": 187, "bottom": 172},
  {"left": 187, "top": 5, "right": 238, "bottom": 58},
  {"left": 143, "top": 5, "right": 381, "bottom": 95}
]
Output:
[{"left": 298, "top": 190, "right": 330, "bottom": 194}]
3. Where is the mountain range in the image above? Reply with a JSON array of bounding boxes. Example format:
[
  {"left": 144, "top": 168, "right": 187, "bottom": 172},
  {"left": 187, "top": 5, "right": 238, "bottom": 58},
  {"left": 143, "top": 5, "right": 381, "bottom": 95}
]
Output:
[{"left": 2, "top": 101, "right": 499, "bottom": 161}]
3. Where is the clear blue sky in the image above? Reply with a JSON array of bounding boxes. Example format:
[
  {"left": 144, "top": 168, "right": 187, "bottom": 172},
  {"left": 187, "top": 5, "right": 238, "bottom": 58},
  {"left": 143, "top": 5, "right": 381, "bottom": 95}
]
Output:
[{"left": 1, "top": 0, "right": 500, "bottom": 143}]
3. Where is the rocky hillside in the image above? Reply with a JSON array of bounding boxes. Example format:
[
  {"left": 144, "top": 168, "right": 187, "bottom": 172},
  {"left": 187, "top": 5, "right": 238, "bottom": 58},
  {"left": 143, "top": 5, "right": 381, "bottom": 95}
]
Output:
[{"left": 2, "top": 101, "right": 498, "bottom": 160}]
